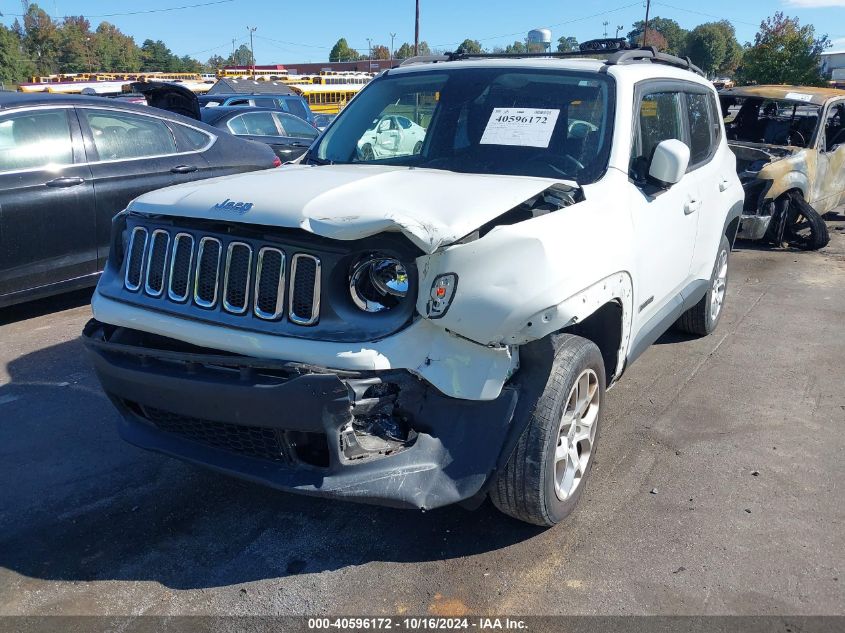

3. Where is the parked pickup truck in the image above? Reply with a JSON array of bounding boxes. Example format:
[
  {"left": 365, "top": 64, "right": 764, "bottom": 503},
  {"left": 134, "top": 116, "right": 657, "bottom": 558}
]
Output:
[{"left": 83, "top": 41, "right": 743, "bottom": 526}]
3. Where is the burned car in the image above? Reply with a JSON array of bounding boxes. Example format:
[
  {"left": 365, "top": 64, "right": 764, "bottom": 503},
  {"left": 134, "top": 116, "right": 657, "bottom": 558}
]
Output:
[{"left": 720, "top": 85, "right": 845, "bottom": 249}]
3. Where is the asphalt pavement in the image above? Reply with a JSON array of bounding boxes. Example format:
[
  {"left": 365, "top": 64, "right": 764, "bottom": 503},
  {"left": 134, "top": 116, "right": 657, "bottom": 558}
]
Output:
[{"left": 1, "top": 213, "right": 843, "bottom": 616}]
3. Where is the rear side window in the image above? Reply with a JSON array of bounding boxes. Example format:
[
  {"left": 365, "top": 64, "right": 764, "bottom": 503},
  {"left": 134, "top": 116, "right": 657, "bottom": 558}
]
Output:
[
  {"left": 83, "top": 110, "right": 177, "bottom": 160},
  {"left": 0, "top": 109, "right": 73, "bottom": 172},
  {"left": 686, "top": 93, "right": 712, "bottom": 166},
  {"left": 227, "top": 112, "right": 279, "bottom": 136},
  {"left": 282, "top": 97, "right": 309, "bottom": 120},
  {"left": 631, "top": 91, "right": 682, "bottom": 179},
  {"left": 170, "top": 122, "right": 212, "bottom": 152},
  {"left": 274, "top": 113, "right": 318, "bottom": 140}
]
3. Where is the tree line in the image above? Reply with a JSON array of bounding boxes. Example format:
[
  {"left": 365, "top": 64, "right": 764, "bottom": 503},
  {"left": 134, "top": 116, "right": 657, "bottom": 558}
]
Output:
[
  {"left": 0, "top": 2, "right": 251, "bottom": 86},
  {"left": 0, "top": 4, "right": 832, "bottom": 88},
  {"left": 334, "top": 11, "right": 831, "bottom": 86}
]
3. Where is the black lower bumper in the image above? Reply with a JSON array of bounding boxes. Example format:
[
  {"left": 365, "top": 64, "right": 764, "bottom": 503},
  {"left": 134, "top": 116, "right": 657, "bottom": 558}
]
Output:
[{"left": 82, "top": 320, "right": 519, "bottom": 510}]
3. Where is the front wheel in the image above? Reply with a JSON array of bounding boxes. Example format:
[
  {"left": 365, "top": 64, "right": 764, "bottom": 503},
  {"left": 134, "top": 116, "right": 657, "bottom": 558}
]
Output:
[
  {"left": 675, "top": 234, "right": 730, "bottom": 336},
  {"left": 490, "top": 335, "right": 605, "bottom": 526}
]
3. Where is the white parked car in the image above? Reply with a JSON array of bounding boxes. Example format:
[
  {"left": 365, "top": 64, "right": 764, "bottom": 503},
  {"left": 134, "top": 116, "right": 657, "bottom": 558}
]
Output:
[
  {"left": 356, "top": 114, "right": 427, "bottom": 160},
  {"left": 84, "top": 41, "right": 743, "bottom": 526}
]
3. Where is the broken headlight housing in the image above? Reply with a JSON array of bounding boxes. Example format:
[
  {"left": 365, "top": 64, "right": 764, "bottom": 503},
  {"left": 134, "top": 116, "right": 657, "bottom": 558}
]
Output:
[{"left": 348, "top": 254, "right": 409, "bottom": 312}]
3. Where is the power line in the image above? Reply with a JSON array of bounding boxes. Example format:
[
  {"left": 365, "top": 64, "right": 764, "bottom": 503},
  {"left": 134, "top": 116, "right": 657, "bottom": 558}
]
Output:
[
  {"left": 652, "top": 2, "right": 760, "bottom": 28},
  {"left": 6, "top": 0, "right": 235, "bottom": 19},
  {"left": 431, "top": 2, "right": 641, "bottom": 48},
  {"left": 254, "top": 34, "right": 330, "bottom": 50}
]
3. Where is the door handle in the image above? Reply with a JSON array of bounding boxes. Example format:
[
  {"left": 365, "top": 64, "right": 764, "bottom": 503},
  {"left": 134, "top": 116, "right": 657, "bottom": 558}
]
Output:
[
  {"left": 719, "top": 177, "right": 730, "bottom": 192},
  {"left": 45, "top": 176, "right": 84, "bottom": 188},
  {"left": 170, "top": 165, "right": 198, "bottom": 174},
  {"left": 684, "top": 198, "right": 700, "bottom": 215}
]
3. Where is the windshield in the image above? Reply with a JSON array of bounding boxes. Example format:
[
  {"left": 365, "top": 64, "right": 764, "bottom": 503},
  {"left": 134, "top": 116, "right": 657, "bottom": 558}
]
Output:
[
  {"left": 311, "top": 68, "right": 614, "bottom": 183},
  {"left": 720, "top": 96, "right": 821, "bottom": 148}
]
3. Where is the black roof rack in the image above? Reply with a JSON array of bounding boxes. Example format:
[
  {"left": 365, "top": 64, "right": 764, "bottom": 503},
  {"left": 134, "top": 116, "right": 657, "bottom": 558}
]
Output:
[
  {"left": 402, "top": 37, "right": 704, "bottom": 78},
  {"left": 606, "top": 47, "right": 705, "bottom": 77}
]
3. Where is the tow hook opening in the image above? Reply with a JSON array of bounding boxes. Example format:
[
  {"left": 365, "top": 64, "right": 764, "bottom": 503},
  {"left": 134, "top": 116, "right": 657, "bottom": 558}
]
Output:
[{"left": 341, "top": 380, "right": 417, "bottom": 462}]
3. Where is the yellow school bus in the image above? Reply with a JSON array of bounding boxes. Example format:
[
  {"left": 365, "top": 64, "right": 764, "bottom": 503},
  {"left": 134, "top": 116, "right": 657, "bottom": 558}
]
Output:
[{"left": 288, "top": 83, "right": 365, "bottom": 114}]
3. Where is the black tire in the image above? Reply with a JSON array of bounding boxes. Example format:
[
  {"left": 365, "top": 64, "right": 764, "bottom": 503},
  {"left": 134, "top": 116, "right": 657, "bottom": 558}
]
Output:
[
  {"left": 413, "top": 141, "right": 423, "bottom": 154},
  {"left": 490, "top": 334, "right": 605, "bottom": 527},
  {"left": 675, "top": 235, "right": 730, "bottom": 336},
  {"left": 784, "top": 194, "right": 829, "bottom": 250},
  {"left": 360, "top": 144, "right": 375, "bottom": 161}
]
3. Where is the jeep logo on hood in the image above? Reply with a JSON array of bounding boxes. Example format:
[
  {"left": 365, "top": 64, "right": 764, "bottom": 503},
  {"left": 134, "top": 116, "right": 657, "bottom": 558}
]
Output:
[{"left": 213, "top": 199, "right": 253, "bottom": 213}]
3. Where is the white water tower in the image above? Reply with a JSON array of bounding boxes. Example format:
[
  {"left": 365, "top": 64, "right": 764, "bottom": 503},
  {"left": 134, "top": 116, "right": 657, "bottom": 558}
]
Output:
[{"left": 527, "top": 28, "right": 552, "bottom": 53}]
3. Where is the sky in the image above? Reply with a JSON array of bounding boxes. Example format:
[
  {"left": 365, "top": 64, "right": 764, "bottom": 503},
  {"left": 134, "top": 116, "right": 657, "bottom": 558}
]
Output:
[{"left": 2, "top": 0, "right": 844, "bottom": 64}]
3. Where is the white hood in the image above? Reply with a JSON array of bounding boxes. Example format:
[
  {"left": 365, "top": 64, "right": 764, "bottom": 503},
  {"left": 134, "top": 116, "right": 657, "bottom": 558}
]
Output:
[{"left": 128, "top": 164, "right": 567, "bottom": 253}]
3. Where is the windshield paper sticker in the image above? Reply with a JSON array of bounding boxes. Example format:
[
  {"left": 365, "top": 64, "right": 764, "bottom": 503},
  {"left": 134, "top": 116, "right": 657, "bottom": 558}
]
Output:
[
  {"left": 480, "top": 108, "right": 561, "bottom": 148},
  {"left": 785, "top": 92, "right": 814, "bottom": 103}
]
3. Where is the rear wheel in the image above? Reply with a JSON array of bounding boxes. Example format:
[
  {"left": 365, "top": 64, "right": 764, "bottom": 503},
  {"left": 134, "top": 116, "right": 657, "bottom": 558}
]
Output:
[
  {"left": 360, "top": 144, "right": 375, "bottom": 161},
  {"left": 675, "top": 235, "right": 730, "bottom": 336},
  {"left": 490, "top": 335, "right": 605, "bottom": 526},
  {"left": 413, "top": 141, "right": 423, "bottom": 154}
]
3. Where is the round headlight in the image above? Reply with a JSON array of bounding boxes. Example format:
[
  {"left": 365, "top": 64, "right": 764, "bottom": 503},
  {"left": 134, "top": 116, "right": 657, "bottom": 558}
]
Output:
[{"left": 349, "top": 255, "right": 409, "bottom": 312}]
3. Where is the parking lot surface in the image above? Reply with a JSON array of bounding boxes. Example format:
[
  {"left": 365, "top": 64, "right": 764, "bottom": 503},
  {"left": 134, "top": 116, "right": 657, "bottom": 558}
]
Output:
[{"left": 1, "top": 213, "right": 844, "bottom": 616}]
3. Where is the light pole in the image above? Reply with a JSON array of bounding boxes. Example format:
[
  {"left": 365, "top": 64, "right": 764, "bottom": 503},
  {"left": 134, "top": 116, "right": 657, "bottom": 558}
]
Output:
[
  {"left": 366, "top": 38, "right": 372, "bottom": 71},
  {"left": 615, "top": 24, "right": 624, "bottom": 38},
  {"left": 414, "top": 0, "right": 420, "bottom": 56},
  {"left": 603, "top": 21, "right": 609, "bottom": 37},
  {"left": 247, "top": 26, "right": 257, "bottom": 79},
  {"left": 390, "top": 32, "right": 396, "bottom": 60}
]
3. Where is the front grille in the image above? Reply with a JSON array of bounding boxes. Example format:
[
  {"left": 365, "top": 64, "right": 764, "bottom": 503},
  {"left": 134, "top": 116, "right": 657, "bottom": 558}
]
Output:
[
  {"left": 144, "top": 230, "right": 170, "bottom": 296},
  {"left": 125, "top": 227, "right": 148, "bottom": 291},
  {"left": 194, "top": 237, "right": 222, "bottom": 308},
  {"left": 140, "top": 405, "right": 290, "bottom": 463},
  {"left": 123, "top": 226, "right": 321, "bottom": 326},
  {"left": 289, "top": 254, "right": 321, "bottom": 326},
  {"left": 254, "top": 247, "right": 285, "bottom": 319},
  {"left": 168, "top": 233, "right": 194, "bottom": 302},
  {"left": 223, "top": 242, "right": 253, "bottom": 314}
]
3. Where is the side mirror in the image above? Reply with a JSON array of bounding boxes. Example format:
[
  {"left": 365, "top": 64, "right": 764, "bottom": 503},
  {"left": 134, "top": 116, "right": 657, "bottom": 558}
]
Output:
[{"left": 648, "top": 139, "right": 690, "bottom": 188}]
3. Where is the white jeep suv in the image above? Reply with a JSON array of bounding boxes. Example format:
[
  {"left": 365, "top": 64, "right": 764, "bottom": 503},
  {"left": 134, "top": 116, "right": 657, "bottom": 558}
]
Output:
[{"left": 84, "top": 42, "right": 743, "bottom": 526}]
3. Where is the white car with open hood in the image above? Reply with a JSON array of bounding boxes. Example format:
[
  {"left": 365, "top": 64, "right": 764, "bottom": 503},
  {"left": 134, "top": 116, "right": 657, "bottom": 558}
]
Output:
[{"left": 83, "top": 40, "right": 743, "bottom": 526}]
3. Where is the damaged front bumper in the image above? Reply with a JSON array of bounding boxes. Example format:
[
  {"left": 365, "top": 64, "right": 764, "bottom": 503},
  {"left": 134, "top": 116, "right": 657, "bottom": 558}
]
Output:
[
  {"left": 737, "top": 178, "right": 775, "bottom": 241},
  {"left": 82, "top": 320, "right": 520, "bottom": 510}
]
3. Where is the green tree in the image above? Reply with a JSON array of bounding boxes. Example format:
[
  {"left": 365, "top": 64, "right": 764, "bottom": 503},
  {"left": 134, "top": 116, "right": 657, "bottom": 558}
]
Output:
[
  {"left": 22, "top": 3, "right": 59, "bottom": 75},
  {"left": 206, "top": 54, "right": 226, "bottom": 70},
  {"left": 418, "top": 41, "right": 432, "bottom": 56},
  {"left": 557, "top": 36, "right": 578, "bottom": 52},
  {"left": 329, "top": 38, "right": 359, "bottom": 62},
  {"left": 456, "top": 39, "right": 483, "bottom": 54},
  {"left": 686, "top": 21, "right": 742, "bottom": 77},
  {"left": 736, "top": 12, "right": 830, "bottom": 86},
  {"left": 226, "top": 44, "right": 254, "bottom": 67},
  {"left": 56, "top": 15, "right": 93, "bottom": 73},
  {"left": 94, "top": 22, "right": 142, "bottom": 73},
  {"left": 141, "top": 39, "right": 176, "bottom": 71},
  {"left": 505, "top": 41, "right": 527, "bottom": 54},
  {"left": 394, "top": 42, "right": 413, "bottom": 59},
  {"left": 371, "top": 44, "right": 390, "bottom": 60},
  {"left": 0, "top": 24, "right": 35, "bottom": 85},
  {"left": 627, "top": 17, "right": 688, "bottom": 56}
]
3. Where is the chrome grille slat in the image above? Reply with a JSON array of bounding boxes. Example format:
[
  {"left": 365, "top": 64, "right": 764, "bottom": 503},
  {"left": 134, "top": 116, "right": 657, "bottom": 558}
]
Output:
[
  {"left": 222, "top": 242, "right": 253, "bottom": 314},
  {"left": 167, "top": 233, "right": 195, "bottom": 302},
  {"left": 288, "top": 254, "right": 321, "bottom": 326},
  {"left": 124, "top": 227, "right": 148, "bottom": 291},
  {"left": 194, "top": 237, "right": 222, "bottom": 308},
  {"left": 254, "top": 247, "right": 286, "bottom": 320},
  {"left": 144, "top": 229, "right": 170, "bottom": 297}
]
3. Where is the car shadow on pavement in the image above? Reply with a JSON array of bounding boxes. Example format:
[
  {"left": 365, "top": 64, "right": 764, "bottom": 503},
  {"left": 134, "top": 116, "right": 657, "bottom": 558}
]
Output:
[
  {"left": 0, "top": 288, "right": 93, "bottom": 326},
  {"left": 0, "top": 339, "right": 544, "bottom": 590}
]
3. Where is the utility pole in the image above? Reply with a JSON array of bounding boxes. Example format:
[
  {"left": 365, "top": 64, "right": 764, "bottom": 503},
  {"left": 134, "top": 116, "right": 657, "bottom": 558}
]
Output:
[
  {"left": 603, "top": 21, "right": 609, "bottom": 37},
  {"left": 390, "top": 32, "right": 396, "bottom": 60},
  {"left": 247, "top": 27, "right": 257, "bottom": 79},
  {"left": 366, "top": 38, "right": 373, "bottom": 72},
  {"left": 414, "top": 0, "right": 420, "bottom": 56},
  {"left": 643, "top": 0, "right": 651, "bottom": 47}
]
